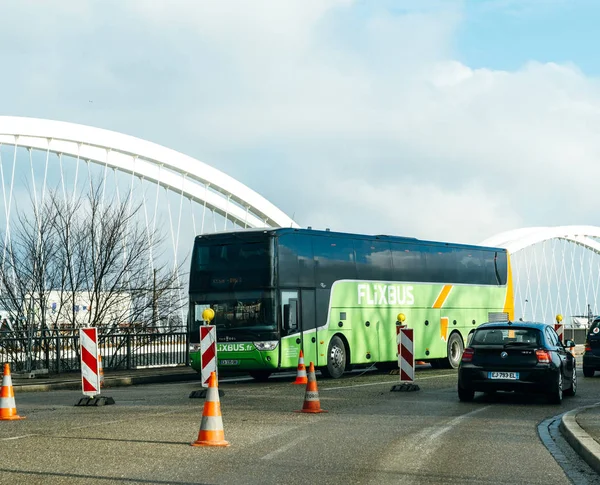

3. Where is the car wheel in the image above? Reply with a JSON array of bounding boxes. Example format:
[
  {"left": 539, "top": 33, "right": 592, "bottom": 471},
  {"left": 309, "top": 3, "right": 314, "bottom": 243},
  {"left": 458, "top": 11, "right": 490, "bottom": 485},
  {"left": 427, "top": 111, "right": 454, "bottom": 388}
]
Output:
[
  {"left": 458, "top": 385, "right": 475, "bottom": 402},
  {"left": 564, "top": 367, "right": 577, "bottom": 397},
  {"left": 548, "top": 371, "right": 563, "bottom": 404},
  {"left": 320, "top": 335, "right": 347, "bottom": 379},
  {"left": 583, "top": 366, "right": 595, "bottom": 378}
]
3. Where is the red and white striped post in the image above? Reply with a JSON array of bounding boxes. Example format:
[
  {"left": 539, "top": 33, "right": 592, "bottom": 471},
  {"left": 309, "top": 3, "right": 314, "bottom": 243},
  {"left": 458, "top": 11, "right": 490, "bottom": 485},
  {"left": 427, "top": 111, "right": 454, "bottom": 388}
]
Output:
[
  {"left": 398, "top": 326, "right": 415, "bottom": 383},
  {"left": 79, "top": 327, "right": 100, "bottom": 397},
  {"left": 554, "top": 323, "right": 564, "bottom": 343},
  {"left": 75, "top": 328, "right": 114, "bottom": 405},
  {"left": 200, "top": 325, "right": 217, "bottom": 388},
  {"left": 190, "top": 308, "right": 223, "bottom": 399},
  {"left": 555, "top": 314, "right": 564, "bottom": 343},
  {"left": 391, "top": 313, "right": 420, "bottom": 392}
]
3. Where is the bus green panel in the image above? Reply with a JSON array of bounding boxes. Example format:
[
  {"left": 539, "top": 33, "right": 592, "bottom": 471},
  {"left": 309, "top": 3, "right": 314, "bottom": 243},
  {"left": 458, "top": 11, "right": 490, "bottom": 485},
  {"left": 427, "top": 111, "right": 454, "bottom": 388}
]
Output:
[
  {"left": 320, "top": 280, "right": 509, "bottom": 365},
  {"left": 280, "top": 334, "right": 302, "bottom": 370}
]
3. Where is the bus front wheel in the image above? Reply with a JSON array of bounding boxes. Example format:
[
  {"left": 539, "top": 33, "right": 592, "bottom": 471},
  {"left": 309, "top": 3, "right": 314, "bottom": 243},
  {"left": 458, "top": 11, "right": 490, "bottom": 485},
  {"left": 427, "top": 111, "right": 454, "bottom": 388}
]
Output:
[{"left": 321, "top": 335, "right": 347, "bottom": 379}]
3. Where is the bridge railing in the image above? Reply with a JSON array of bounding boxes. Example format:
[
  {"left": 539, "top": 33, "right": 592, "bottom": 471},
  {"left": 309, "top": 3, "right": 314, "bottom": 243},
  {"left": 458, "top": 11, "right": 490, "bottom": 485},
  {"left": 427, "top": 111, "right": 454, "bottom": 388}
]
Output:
[{"left": 0, "top": 329, "right": 190, "bottom": 374}]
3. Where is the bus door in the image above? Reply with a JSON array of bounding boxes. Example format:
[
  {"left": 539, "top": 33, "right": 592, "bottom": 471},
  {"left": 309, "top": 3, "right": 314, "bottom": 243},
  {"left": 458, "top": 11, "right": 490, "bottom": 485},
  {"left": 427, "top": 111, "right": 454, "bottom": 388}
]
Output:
[
  {"left": 281, "top": 290, "right": 302, "bottom": 369},
  {"left": 300, "top": 289, "right": 317, "bottom": 367},
  {"left": 280, "top": 290, "right": 318, "bottom": 371}
]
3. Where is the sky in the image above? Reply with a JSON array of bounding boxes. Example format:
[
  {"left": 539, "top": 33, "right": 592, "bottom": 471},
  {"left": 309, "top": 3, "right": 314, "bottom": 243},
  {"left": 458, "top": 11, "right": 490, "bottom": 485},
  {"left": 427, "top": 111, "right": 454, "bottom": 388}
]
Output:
[{"left": 1, "top": 0, "right": 600, "bottom": 245}]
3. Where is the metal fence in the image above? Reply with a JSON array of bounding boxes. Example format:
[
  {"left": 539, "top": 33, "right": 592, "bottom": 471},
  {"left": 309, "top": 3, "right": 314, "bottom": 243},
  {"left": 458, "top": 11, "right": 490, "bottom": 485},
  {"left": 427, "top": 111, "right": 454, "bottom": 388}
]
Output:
[{"left": 0, "top": 330, "right": 190, "bottom": 374}]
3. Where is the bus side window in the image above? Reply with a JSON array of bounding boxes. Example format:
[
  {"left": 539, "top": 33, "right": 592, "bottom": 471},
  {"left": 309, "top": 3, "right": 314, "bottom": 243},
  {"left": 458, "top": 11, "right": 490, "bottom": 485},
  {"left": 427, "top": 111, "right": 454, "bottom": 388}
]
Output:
[{"left": 284, "top": 299, "right": 299, "bottom": 332}]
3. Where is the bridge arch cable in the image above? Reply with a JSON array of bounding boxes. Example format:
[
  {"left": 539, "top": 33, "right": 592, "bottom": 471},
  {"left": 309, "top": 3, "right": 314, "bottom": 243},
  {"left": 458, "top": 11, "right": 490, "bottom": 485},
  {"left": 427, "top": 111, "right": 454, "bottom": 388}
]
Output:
[
  {"left": 0, "top": 116, "right": 299, "bottom": 330},
  {"left": 481, "top": 226, "right": 600, "bottom": 326}
]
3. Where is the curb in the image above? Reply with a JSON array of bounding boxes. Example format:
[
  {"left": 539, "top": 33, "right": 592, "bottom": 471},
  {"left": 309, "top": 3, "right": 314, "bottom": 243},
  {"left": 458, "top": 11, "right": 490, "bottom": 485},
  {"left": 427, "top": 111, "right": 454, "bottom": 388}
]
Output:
[
  {"left": 12, "top": 372, "right": 201, "bottom": 393},
  {"left": 559, "top": 403, "right": 600, "bottom": 474}
]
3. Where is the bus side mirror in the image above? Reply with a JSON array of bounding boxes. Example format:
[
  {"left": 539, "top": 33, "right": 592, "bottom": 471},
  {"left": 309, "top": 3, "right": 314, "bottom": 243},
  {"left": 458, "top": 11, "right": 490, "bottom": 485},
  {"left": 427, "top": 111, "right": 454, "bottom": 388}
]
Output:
[{"left": 284, "top": 299, "right": 299, "bottom": 331}]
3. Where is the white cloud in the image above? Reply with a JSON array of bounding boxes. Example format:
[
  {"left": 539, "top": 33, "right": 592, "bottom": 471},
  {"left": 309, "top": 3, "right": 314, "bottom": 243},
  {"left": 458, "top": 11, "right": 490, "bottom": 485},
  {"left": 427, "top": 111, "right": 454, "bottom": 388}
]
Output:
[{"left": 1, "top": 0, "right": 599, "bottom": 245}]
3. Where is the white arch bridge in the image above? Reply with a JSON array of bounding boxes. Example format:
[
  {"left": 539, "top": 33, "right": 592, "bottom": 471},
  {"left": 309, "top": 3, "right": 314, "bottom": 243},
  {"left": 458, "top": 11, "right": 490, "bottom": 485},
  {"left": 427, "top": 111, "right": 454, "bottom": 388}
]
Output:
[{"left": 0, "top": 117, "right": 598, "bottom": 328}]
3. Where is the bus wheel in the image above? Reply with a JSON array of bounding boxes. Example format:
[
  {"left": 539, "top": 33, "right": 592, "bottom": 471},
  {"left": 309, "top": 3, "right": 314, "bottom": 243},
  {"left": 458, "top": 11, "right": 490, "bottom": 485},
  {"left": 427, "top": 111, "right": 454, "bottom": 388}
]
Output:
[
  {"left": 249, "top": 370, "right": 272, "bottom": 382},
  {"left": 445, "top": 332, "right": 464, "bottom": 369},
  {"left": 321, "top": 336, "right": 347, "bottom": 379}
]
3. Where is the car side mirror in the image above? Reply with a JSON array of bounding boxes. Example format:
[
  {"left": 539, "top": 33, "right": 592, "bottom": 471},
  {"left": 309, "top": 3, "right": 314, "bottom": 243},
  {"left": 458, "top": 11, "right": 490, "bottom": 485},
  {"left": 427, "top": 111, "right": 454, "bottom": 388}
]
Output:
[{"left": 564, "top": 339, "right": 575, "bottom": 348}]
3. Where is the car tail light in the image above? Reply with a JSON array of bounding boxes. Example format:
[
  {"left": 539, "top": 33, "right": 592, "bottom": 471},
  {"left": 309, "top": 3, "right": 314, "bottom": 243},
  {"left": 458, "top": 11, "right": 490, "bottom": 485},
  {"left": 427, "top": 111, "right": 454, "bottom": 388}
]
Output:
[
  {"left": 585, "top": 340, "right": 592, "bottom": 352},
  {"left": 461, "top": 348, "right": 474, "bottom": 362},
  {"left": 536, "top": 349, "right": 551, "bottom": 363}
]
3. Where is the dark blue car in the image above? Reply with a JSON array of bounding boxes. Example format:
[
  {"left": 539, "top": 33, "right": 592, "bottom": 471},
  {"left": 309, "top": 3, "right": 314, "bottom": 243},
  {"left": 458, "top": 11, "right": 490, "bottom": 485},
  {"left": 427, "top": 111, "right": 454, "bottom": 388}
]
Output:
[
  {"left": 458, "top": 321, "right": 576, "bottom": 404},
  {"left": 583, "top": 317, "right": 600, "bottom": 377}
]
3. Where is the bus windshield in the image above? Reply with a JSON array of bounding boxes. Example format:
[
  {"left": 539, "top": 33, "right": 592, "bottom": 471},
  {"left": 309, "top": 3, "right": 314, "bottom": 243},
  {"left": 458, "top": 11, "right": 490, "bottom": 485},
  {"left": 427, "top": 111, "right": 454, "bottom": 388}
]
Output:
[
  {"left": 190, "top": 238, "right": 272, "bottom": 291},
  {"left": 189, "top": 290, "right": 276, "bottom": 342}
]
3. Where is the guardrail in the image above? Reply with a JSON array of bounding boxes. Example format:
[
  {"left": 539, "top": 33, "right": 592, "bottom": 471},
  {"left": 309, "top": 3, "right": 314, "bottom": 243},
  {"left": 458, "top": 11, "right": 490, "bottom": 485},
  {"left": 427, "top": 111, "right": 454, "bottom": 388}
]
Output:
[{"left": 0, "top": 330, "right": 190, "bottom": 374}]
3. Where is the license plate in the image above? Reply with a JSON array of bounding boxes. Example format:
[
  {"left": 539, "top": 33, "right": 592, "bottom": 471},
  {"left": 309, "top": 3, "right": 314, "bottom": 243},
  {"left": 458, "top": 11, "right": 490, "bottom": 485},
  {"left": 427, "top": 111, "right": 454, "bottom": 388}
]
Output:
[
  {"left": 488, "top": 371, "right": 519, "bottom": 380},
  {"left": 220, "top": 360, "right": 239, "bottom": 366}
]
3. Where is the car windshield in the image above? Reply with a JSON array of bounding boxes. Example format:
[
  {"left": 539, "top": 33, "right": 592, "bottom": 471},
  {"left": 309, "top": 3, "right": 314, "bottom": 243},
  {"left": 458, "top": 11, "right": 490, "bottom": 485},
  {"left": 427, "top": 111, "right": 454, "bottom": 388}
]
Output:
[{"left": 471, "top": 328, "right": 541, "bottom": 346}]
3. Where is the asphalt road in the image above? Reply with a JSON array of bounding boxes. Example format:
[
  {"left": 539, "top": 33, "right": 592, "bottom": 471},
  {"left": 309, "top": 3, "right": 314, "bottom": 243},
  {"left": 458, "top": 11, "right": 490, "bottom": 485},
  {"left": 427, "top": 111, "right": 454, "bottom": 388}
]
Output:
[{"left": 1, "top": 367, "right": 599, "bottom": 485}]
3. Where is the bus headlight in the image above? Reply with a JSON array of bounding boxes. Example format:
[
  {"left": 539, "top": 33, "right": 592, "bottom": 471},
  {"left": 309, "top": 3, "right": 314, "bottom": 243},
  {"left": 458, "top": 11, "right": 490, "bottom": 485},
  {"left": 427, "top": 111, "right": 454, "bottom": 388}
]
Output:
[{"left": 253, "top": 341, "right": 279, "bottom": 351}]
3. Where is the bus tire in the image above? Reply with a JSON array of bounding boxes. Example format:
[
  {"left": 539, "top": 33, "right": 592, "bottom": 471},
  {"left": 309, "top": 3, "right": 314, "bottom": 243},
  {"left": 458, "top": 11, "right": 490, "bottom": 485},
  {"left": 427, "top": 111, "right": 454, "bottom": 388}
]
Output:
[
  {"left": 321, "top": 335, "right": 347, "bottom": 379},
  {"left": 249, "top": 370, "right": 272, "bottom": 382},
  {"left": 442, "top": 332, "right": 464, "bottom": 369}
]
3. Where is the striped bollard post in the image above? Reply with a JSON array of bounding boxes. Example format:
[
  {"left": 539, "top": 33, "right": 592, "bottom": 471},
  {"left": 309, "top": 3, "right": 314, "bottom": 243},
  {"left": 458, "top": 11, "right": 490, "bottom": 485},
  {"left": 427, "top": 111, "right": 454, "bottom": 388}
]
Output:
[
  {"left": 200, "top": 325, "right": 217, "bottom": 387},
  {"left": 391, "top": 313, "right": 420, "bottom": 392},
  {"left": 555, "top": 314, "right": 565, "bottom": 344},
  {"left": 554, "top": 323, "right": 564, "bottom": 343},
  {"left": 75, "top": 327, "right": 115, "bottom": 406},
  {"left": 190, "top": 308, "right": 225, "bottom": 398}
]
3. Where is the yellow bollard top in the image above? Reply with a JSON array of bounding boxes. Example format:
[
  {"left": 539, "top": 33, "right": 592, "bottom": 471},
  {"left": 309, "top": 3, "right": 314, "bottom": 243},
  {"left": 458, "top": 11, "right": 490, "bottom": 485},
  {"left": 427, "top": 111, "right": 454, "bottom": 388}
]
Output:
[{"left": 202, "top": 308, "right": 215, "bottom": 323}]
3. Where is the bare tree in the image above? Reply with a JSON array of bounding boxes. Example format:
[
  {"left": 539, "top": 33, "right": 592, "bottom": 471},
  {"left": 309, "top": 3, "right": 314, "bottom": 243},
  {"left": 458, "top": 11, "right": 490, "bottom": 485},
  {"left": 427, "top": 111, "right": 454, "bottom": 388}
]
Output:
[
  {"left": 80, "top": 181, "right": 186, "bottom": 332},
  {"left": 0, "top": 179, "right": 188, "bottom": 371},
  {"left": 0, "top": 190, "right": 63, "bottom": 370}
]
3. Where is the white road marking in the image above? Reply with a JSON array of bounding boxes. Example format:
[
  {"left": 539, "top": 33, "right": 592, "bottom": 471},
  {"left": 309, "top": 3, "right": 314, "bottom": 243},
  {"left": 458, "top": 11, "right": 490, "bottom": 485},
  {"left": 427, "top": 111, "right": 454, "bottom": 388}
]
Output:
[
  {"left": 322, "top": 373, "right": 456, "bottom": 391},
  {"left": 0, "top": 411, "right": 180, "bottom": 441},
  {"left": 414, "top": 406, "right": 490, "bottom": 443},
  {"left": 261, "top": 435, "right": 308, "bottom": 460},
  {"left": 0, "top": 434, "right": 37, "bottom": 441}
]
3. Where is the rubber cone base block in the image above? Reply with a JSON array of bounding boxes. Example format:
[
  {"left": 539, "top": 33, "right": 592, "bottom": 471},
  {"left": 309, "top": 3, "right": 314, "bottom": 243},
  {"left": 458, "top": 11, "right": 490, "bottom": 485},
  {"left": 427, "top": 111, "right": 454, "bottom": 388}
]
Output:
[
  {"left": 390, "top": 383, "right": 420, "bottom": 392},
  {"left": 294, "top": 408, "right": 327, "bottom": 413},
  {"left": 75, "top": 396, "right": 116, "bottom": 406},
  {"left": 189, "top": 389, "right": 225, "bottom": 399}
]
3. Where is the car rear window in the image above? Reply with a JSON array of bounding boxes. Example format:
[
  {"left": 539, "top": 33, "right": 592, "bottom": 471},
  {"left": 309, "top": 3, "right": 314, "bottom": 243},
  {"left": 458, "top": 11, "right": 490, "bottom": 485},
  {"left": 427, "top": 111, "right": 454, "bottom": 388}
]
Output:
[
  {"left": 471, "top": 328, "right": 541, "bottom": 346},
  {"left": 590, "top": 319, "right": 600, "bottom": 335}
]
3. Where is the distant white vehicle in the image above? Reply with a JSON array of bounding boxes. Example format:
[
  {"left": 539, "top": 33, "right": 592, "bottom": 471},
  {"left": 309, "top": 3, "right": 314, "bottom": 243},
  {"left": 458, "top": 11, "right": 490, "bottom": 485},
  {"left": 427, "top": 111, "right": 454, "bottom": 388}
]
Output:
[{"left": 570, "top": 316, "right": 593, "bottom": 329}]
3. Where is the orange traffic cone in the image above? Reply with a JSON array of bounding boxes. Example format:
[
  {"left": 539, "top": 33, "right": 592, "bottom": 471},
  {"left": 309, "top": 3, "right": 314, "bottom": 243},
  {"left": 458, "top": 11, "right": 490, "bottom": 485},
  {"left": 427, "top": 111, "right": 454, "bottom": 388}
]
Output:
[
  {"left": 293, "top": 350, "right": 308, "bottom": 385},
  {"left": 295, "top": 362, "right": 327, "bottom": 413},
  {"left": 0, "top": 363, "right": 25, "bottom": 420},
  {"left": 191, "top": 371, "right": 230, "bottom": 447}
]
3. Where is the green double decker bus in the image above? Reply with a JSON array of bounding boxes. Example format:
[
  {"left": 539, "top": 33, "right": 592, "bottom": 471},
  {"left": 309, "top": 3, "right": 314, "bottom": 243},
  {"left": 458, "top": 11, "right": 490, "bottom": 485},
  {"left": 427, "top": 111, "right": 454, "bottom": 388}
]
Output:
[{"left": 188, "top": 227, "right": 514, "bottom": 380}]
